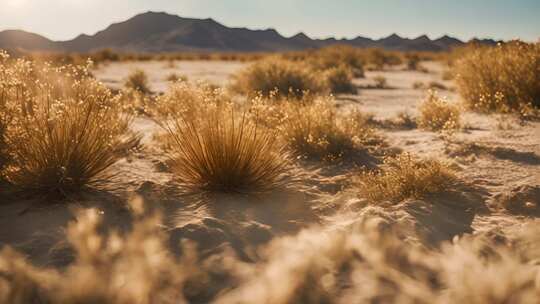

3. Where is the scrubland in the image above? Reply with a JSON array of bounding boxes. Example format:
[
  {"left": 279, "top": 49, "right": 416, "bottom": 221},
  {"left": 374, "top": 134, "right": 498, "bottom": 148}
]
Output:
[{"left": 1, "top": 42, "right": 540, "bottom": 303}]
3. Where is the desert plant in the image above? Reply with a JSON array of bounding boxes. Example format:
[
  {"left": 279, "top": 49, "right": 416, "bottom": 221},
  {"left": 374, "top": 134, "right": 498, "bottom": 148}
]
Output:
[
  {"left": 373, "top": 76, "right": 387, "bottom": 89},
  {"left": 454, "top": 41, "right": 540, "bottom": 114},
  {"left": 153, "top": 81, "right": 228, "bottom": 118},
  {"left": 1, "top": 197, "right": 540, "bottom": 303},
  {"left": 125, "top": 69, "right": 151, "bottom": 94},
  {"left": 307, "top": 45, "right": 365, "bottom": 78},
  {"left": 166, "top": 73, "right": 188, "bottom": 82},
  {"left": 405, "top": 53, "right": 421, "bottom": 70},
  {"left": 366, "top": 48, "right": 403, "bottom": 70},
  {"left": 412, "top": 81, "right": 425, "bottom": 90},
  {"left": 427, "top": 81, "right": 447, "bottom": 90},
  {"left": 155, "top": 82, "right": 288, "bottom": 192},
  {"left": 417, "top": 90, "right": 461, "bottom": 132},
  {"left": 280, "top": 97, "right": 373, "bottom": 161},
  {"left": 231, "top": 57, "right": 326, "bottom": 98},
  {"left": 356, "top": 153, "right": 457, "bottom": 202},
  {"left": 324, "top": 65, "right": 356, "bottom": 94},
  {"left": 441, "top": 69, "right": 454, "bottom": 81},
  {"left": 0, "top": 55, "right": 132, "bottom": 195}
]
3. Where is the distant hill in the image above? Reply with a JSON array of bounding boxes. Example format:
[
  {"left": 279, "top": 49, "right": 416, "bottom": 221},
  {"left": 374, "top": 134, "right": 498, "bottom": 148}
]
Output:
[{"left": 0, "top": 11, "right": 500, "bottom": 53}]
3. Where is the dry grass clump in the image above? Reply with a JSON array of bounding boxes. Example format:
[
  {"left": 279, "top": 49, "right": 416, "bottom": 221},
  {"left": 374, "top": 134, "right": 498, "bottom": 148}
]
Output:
[
  {"left": 0, "top": 207, "right": 199, "bottom": 304},
  {"left": 125, "top": 69, "right": 151, "bottom": 94},
  {"left": 231, "top": 57, "right": 326, "bottom": 99},
  {"left": 153, "top": 81, "right": 228, "bottom": 118},
  {"left": 412, "top": 81, "right": 425, "bottom": 90},
  {"left": 441, "top": 69, "right": 454, "bottom": 80},
  {"left": 427, "top": 81, "right": 447, "bottom": 91},
  {"left": 366, "top": 48, "right": 403, "bottom": 70},
  {"left": 165, "top": 72, "right": 188, "bottom": 83},
  {"left": 154, "top": 82, "right": 288, "bottom": 192},
  {"left": 323, "top": 65, "right": 356, "bottom": 94},
  {"left": 356, "top": 153, "right": 457, "bottom": 203},
  {"left": 278, "top": 97, "right": 374, "bottom": 162},
  {"left": 307, "top": 45, "right": 365, "bottom": 78},
  {"left": 405, "top": 53, "right": 421, "bottom": 70},
  {"left": 2, "top": 203, "right": 539, "bottom": 303},
  {"left": 373, "top": 76, "right": 387, "bottom": 89},
  {"left": 454, "top": 41, "right": 540, "bottom": 115},
  {"left": 417, "top": 91, "right": 461, "bottom": 132},
  {"left": 0, "top": 52, "right": 131, "bottom": 195}
]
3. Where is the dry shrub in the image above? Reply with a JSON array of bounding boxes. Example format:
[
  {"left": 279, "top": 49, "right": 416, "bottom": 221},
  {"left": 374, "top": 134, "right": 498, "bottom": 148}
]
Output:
[
  {"left": 366, "top": 48, "right": 403, "bottom": 70},
  {"left": 356, "top": 153, "right": 457, "bottom": 202},
  {"left": 2, "top": 203, "right": 539, "bottom": 303},
  {"left": 405, "top": 53, "right": 421, "bottom": 70},
  {"left": 231, "top": 57, "right": 326, "bottom": 98},
  {"left": 427, "top": 81, "right": 447, "bottom": 91},
  {"left": 323, "top": 65, "right": 356, "bottom": 94},
  {"left": 307, "top": 45, "right": 365, "bottom": 78},
  {"left": 373, "top": 76, "right": 387, "bottom": 89},
  {"left": 154, "top": 82, "right": 288, "bottom": 192},
  {"left": 381, "top": 111, "right": 417, "bottom": 130},
  {"left": 412, "top": 81, "right": 425, "bottom": 90},
  {"left": 454, "top": 41, "right": 540, "bottom": 115},
  {"left": 0, "top": 54, "right": 132, "bottom": 195},
  {"left": 125, "top": 69, "right": 151, "bottom": 94},
  {"left": 279, "top": 97, "right": 374, "bottom": 161},
  {"left": 417, "top": 90, "right": 461, "bottom": 132},
  {"left": 153, "top": 81, "right": 228, "bottom": 118},
  {"left": 0, "top": 207, "right": 198, "bottom": 304},
  {"left": 441, "top": 69, "right": 454, "bottom": 80},
  {"left": 166, "top": 73, "right": 188, "bottom": 83}
]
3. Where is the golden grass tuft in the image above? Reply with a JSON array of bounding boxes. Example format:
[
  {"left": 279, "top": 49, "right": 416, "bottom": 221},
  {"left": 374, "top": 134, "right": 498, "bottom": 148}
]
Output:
[
  {"left": 356, "top": 153, "right": 457, "bottom": 202},
  {"left": 1, "top": 199, "right": 540, "bottom": 303},
  {"left": 231, "top": 57, "right": 326, "bottom": 98},
  {"left": 373, "top": 76, "right": 387, "bottom": 89},
  {"left": 323, "top": 65, "right": 357, "bottom": 94},
  {"left": 154, "top": 82, "right": 289, "bottom": 192},
  {"left": 0, "top": 53, "right": 132, "bottom": 195},
  {"left": 454, "top": 41, "right": 540, "bottom": 115},
  {"left": 125, "top": 69, "right": 151, "bottom": 94},
  {"left": 165, "top": 72, "right": 188, "bottom": 83},
  {"left": 417, "top": 90, "right": 461, "bottom": 133},
  {"left": 306, "top": 45, "right": 365, "bottom": 77},
  {"left": 278, "top": 97, "right": 375, "bottom": 162}
]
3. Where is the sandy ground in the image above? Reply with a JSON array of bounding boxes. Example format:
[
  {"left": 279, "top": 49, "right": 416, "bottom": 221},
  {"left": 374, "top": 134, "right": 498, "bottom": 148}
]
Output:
[
  {"left": 93, "top": 60, "right": 247, "bottom": 92},
  {"left": 1, "top": 60, "right": 539, "bottom": 273}
]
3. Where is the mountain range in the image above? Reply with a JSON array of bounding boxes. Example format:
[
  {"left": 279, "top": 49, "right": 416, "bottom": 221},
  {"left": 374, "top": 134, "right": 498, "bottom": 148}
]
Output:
[{"left": 0, "top": 11, "right": 499, "bottom": 53}]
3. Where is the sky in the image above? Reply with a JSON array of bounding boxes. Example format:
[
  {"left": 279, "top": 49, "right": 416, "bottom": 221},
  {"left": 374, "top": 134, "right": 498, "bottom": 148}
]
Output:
[{"left": 0, "top": 0, "right": 538, "bottom": 42}]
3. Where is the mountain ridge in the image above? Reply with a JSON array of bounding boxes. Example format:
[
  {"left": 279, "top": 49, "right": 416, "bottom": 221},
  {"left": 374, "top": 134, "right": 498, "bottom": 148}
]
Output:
[{"left": 0, "top": 11, "right": 500, "bottom": 53}]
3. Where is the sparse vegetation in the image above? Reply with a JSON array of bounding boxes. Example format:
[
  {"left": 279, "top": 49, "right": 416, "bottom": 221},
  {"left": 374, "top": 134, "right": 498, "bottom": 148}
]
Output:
[
  {"left": 412, "top": 81, "right": 425, "bottom": 90},
  {"left": 231, "top": 58, "right": 326, "bottom": 98},
  {"left": 323, "top": 65, "right": 356, "bottom": 94},
  {"left": 0, "top": 53, "right": 132, "bottom": 195},
  {"left": 166, "top": 72, "right": 188, "bottom": 82},
  {"left": 373, "top": 76, "right": 388, "bottom": 89},
  {"left": 125, "top": 69, "right": 151, "bottom": 94},
  {"left": 417, "top": 90, "right": 461, "bottom": 132},
  {"left": 305, "top": 45, "right": 365, "bottom": 77},
  {"left": 356, "top": 153, "right": 457, "bottom": 202},
  {"left": 405, "top": 53, "right": 421, "bottom": 70},
  {"left": 279, "top": 97, "right": 374, "bottom": 161},
  {"left": 454, "top": 41, "right": 540, "bottom": 115},
  {"left": 441, "top": 69, "right": 453, "bottom": 80},
  {"left": 427, "top": 81, "right": 447, "bottom": 90},
  {"left": 154, "top": 82, "right": 288, "bottom": 192},
  {"left": 2, "top": 202, "right": 540, "bottom": 303}
]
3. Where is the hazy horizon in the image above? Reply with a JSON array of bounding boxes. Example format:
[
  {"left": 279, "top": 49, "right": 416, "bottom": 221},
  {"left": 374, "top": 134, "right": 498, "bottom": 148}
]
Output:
[{"left": 0, "top": 0, "right": 539, "bottom": 42}]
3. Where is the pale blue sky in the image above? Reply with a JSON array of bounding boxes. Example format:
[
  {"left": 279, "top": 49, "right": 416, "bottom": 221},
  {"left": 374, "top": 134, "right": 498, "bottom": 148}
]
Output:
[{"left": 0, "top": 0, "right": 538, "bottom": 41}]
